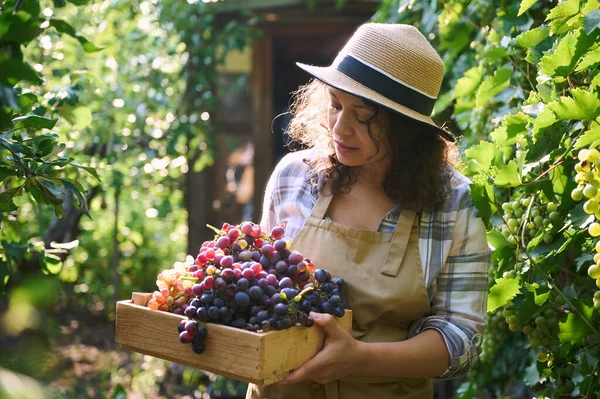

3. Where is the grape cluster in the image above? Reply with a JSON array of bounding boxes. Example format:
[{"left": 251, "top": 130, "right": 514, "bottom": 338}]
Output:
[
  {"left": 147, "top": 222, "right": 347, "bottom": 354},
  {"left": 570, "top": 148, "right": 600, "bottom": 307},
  {"left": 502, "top": 293, "right": 575, "bottom": 395},
  {"left": 480, "top": 310, "right": 507, "bottom": 363},
  {"left": 500, "top": 197, "right": 561, "bottom": 246}
]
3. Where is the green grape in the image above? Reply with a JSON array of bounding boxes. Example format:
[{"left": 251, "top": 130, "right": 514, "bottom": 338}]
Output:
[
  {"left": 578, "top": 149, "right": 590, "bottom": 162},
  {"left": 534, "top": 215, "right": 544, "bottom": 227},
  {"left": 583, "top": 184, "right": 598, "bottom": 198},
  {"left": 589, "top": 264, "right": 600, "bottom": 279},
  {"left": 549, "top": 212, "right": 561, "bottom": 223},
  {"left": 507, "top": 218, "right": 519, "bottom": 230},
  {"left": 588, "top": 148, "right": 600, "bottom": 163},
  {"left": 531, "top": 208, "right": 541, "bottom": 218},
  {"left": 585, "top": 171, "right": 595, "bottom": 182},
  {"left": 521, "top": 197, "right": 531, "bottom": 207},
  {"left": 511, "top": 201, "right": 521, "bottom": 211},
  {"left": 501, "top": 202, "right": 512, "bottom": 212},
  {"left": 546, "top": 202, "right": 558, "bottom": 212},
  {"left": 584, "top": 199, "right": 599, "bottom": 214},
  {"left": 571, "top": 188, "right": 584, "bottom": 201},
  {"left": 589, "top": 222, "right": 600, "bottom": 237}
]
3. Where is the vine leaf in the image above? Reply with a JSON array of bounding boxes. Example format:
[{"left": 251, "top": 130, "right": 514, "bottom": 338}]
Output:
[
  {"left": 574, "top": 123, "right": 600, "bottom": 149},
  {"left": 469, "top": 182, "right": 496, "bottom": 229},
  {"left": 583, "top": 9, "right": 600, "bottom": 35},
  {"left": 545, "top": 0, "right": 582, "bottom": 34},
  {"left": 488, "top": 278, "right": 521, "bottom": 313},
  {"left": 495, "top": 161, "right": 521, "bottom": 186},
  {"left": 475, "top": 68, "right": 512, "bottom": 109},
  {"left": 465, "top": 141, "right": 495, "bottom": 168},
  {"left": 540, "top": 29, "right": 598, "bottom": 77},
  {"left": 518, "top": 0, "right": 538, "bottom": 16},
  {"left": 558, "top": 299, "right": 593, "bottom": 344},
  {"left": 547, "top": 88, "right": 600, "bottom": 121},
  {"left": 515, "top": 25, "right": 550, "bottom": 48}
]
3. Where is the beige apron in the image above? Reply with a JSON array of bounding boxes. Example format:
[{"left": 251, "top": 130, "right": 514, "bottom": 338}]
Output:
[{"left": 247, "top": 192, "right": 433, "bottom": 399}]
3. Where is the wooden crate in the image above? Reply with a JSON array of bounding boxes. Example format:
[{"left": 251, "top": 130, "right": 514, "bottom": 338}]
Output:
[{"left": 115, "top": 292, "right": 352, "bottom": 386}]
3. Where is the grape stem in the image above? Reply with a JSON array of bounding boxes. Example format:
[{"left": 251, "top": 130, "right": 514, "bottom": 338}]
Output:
[{"left": 586, "top": 364, "right": 599, "bottom": 398}]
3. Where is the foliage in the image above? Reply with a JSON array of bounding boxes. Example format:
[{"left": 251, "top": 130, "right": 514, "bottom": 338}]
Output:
[{"left": 376, "top": 0, "right": 600, "bottom": 397}]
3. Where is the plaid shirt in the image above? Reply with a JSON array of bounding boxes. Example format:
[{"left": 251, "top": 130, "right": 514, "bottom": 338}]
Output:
[{"left": 260, "top": 150, "right": 490, "bottom": 379}]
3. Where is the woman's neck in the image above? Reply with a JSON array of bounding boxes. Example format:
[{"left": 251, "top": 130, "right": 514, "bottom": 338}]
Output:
[{"left": 352, "top": 161, "right": 389, "bottom": 191}]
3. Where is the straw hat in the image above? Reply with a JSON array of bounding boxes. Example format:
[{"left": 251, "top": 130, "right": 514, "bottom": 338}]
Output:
[{"left": 297, "top": 23, "right": 455, "bottom": 142}]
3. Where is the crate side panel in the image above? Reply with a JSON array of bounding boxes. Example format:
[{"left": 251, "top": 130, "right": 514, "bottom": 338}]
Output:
[
  {"left": 116, "top": 301, "right": 263, "bottom": 382},
  {"left": 260, "top": 311, "right": 353, "bottom": 385}
]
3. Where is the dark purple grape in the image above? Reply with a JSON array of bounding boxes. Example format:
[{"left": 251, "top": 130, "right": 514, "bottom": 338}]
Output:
[
  {"left": 314, "top": 269, "right": 327, "bottom": 283},
  {"left": 260, "top": 256, "right": 270, "bottom": 269},
  {"left": 261, "top": 320, "right": 271, "bottom": 331},
  {"left": 279, "top": 277, "right": 293, "bottom": 289},
  {"left": 180, "top": 331, "right": 194, "bottom": 343},
  {"left": 231, "top": 318, "right": 246, "bottom": 328},
  {"left": 192, "top": 284, "right": 203, "bottom": 297},
  {"left": 281, "top": 318, "right": 292, "bottom": 329},
  {"left": 275, "top": 261, "right": 288, "bottom": 274},
  {"left": 330, "top": 295, "right": 341, "bottom": 307},
  {"left": 200, "top": 293, "right": 214, "bottom": 305},
  {"left": 196, "top": 307, "right": 208, "bottom": 321},
  {"left": 300, "top": 299, "right": 311, "bottom": 313},
  {"left": 236, "top": 278, "right": 249, "bottom": 291},
  {"left": 251, "top": 251, "right": 261, "bottom": 262},
  {"left": 249, "top": 286, "right": 263, "bottom": 300},
  {"left": 256, "top": 310, "right": 269, "bottom": 323},
  {"left": 208, "top": 306, "right": 220, "bottom": 320},
  {"left": 279, "top": 249, "right": 291, "bottom": 260},
  {"left": 185, "top": 306, "right": 197, "bottom": 318},
  {"left": 288, "top": 252, "right": 304, "bottom": 265},
  {"left": 266, "top": 285, "right": 277, "bottom": 297},
  {"left": 282, "top": 288, "right": 298, "bottom": 300},
  {"left": 219, "top": 306, "right": 229, "bottom": 317},
  {"left": 178, "top": 320, "right": 186, "bottom": 333},
  {"left": 214, "top": 277, "right": 227, "bottom": 291},
  {"left": 213, "top": 298, "right": 225, "bottom": 308},
  {"left": 185, "top": 320, "right": 198, "bottom": 333},
  {"left": 192, "top": 333, "right": 205, "bottom": 354},
  {"left": 235, "top": 292, "right": 250, "bottom": 308},
  {"left": 296, "top": 261, "right": 307, "bottom": 272},
  {"left": 320, "top": 302, "right": 333, "bottom": 314},
  {"left": 333, "top": 307, "right": 345, "bottom": 317},
  {"left": 190, "top": 298, "right": 201, "bottom": 308},
  {"left": 257, "top": 278, "right": 268, "bottom": 289},
  {"left": 274, "top": 303, "right": 288, "bottom": 317},
  {"left": 298, "top": 271, "right": 310, "bottom": 282},
  {"left": 274, "top": 239, "right": 287, "bottom": 252}
]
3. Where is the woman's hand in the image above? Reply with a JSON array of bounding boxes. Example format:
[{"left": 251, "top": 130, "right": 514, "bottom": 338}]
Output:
[{"left": 280, "top": 311, "right": 363, "bottom": 385}]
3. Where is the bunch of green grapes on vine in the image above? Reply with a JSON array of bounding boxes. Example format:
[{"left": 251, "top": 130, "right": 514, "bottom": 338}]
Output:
[{"left": 570, "top": 148, "right": 600, "bottom": 309}]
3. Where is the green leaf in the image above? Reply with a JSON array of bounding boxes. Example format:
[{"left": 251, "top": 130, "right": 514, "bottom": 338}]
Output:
[
  {"left": 17, "top": 93, "right": 37, "bottom": 111},
  {"left": 12, "top": 115, "right": 58, "bottom": 130},
  {"left": 533, "top": 106, "right": 558, "bottom": 132},
  {"left": 576, "top": 46, "right": 600, "bottom": 71},
  {"left": 465, "top": 141, "right": 495, "bottom": 168},
  {"left": 583, "top": 9, "right": 600, "bottom": 34},
  {"left": 59, "top": 178, "right": 91, "bottom": 219},
  {"left": 0, "top": 185, "right": 22, "bottom": 211},
  {"left": 487, "top": 229, "right": 511, "bottom": 250},
  {"left": 2, "top": 60, "right": 43, "bottom": 86},
  {"left": 558, "top": 305, "right": 593, "bottom": 344},
  {"left": 515, "top": 25, "right": 550, "bottom": 48},
  {"left": 540, "top": 29, "right": 598, "bottom": 77},
  {"left": 513, "top": 288, "right": 541, "bottom": 324},
  {"left": 575, "top": 123, "right": 600, "bottom": 149},
  {"left": 69, "top": 160, "right": 100, "bottom": 181},
  {"left": 62, "top": 106, "right": 92, "bottom": 129},
  {"left": 488, "top": 278, "right": 521, "bottom": 313},
  {"left": 41, "top": 252, "right": 63, "bottom": 275},
  {"left": 551, "top": 164, "right": 568, "bottom": 195},
  {"left": 0, "top": 166, "right": 16, "bottom": 183},
  {"left": 475, "top": 68, "right": 512, "bottom": 108},
  {"left": 49, "top": 19, "right": 103, "bottom": 52},
  {"left": 592, "top": 71, "right": 600, "bottom": 89},
  {"left": 495, "top": 160, "right": 521, "bottom": 186},
  {"left": 469, "top": 182, "right": 497, "bottom": 229},
  {"left": 518, "top": 0, "right": 538, "bottom": 16},
  {"left": 547, "top": 88, "right": 600, "bottom": 121},
  {"left": 546, "top": 0, "right": 582, "bottom": 34},
  {"left": 454, "top": 66, "right": 484, "bottom": 98}
]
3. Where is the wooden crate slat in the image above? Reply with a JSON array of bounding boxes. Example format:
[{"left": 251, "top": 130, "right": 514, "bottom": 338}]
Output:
[{"left": 115, "top": 294, "right": 352, "bottom": 386}]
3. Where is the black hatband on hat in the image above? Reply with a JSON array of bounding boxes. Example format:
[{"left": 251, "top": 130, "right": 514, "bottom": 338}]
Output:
[{"left": 336, "top": 55, "right": 436, "bottom": 116}]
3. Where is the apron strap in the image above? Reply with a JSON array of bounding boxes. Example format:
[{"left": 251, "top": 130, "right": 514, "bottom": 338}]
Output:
[
  {"left": 310, "top": 191, "right": 335, "bottom": 219},
  {"left": 380, "top": 209, "right": 418, "bottom": 277}
]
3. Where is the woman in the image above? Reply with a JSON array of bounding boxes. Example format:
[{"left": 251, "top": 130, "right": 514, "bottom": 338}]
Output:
[{"left": 247, "top": 23, "right": 490, "bottom": 399}]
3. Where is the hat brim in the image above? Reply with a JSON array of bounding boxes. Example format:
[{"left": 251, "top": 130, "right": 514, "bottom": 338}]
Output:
[{"left": 296, "top": 62, "right": 456, "bottom": 142}]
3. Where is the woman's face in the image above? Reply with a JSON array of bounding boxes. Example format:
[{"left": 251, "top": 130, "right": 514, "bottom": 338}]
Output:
[{"left": 326, "top": 87, "right": 387, "bottom": 167}]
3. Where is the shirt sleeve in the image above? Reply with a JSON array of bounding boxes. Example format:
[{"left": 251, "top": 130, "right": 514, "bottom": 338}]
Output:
[
  {"left": 409, "top": 192, "right": 491, "bottom": 380},
  {"left": 259, "top": 161, "right": 280, "bottom": 234}
]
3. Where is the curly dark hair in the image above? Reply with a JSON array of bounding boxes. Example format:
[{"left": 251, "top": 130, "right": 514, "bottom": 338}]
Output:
[{"left": 285, "top": 79, "right": 458, "bottom": 209}]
